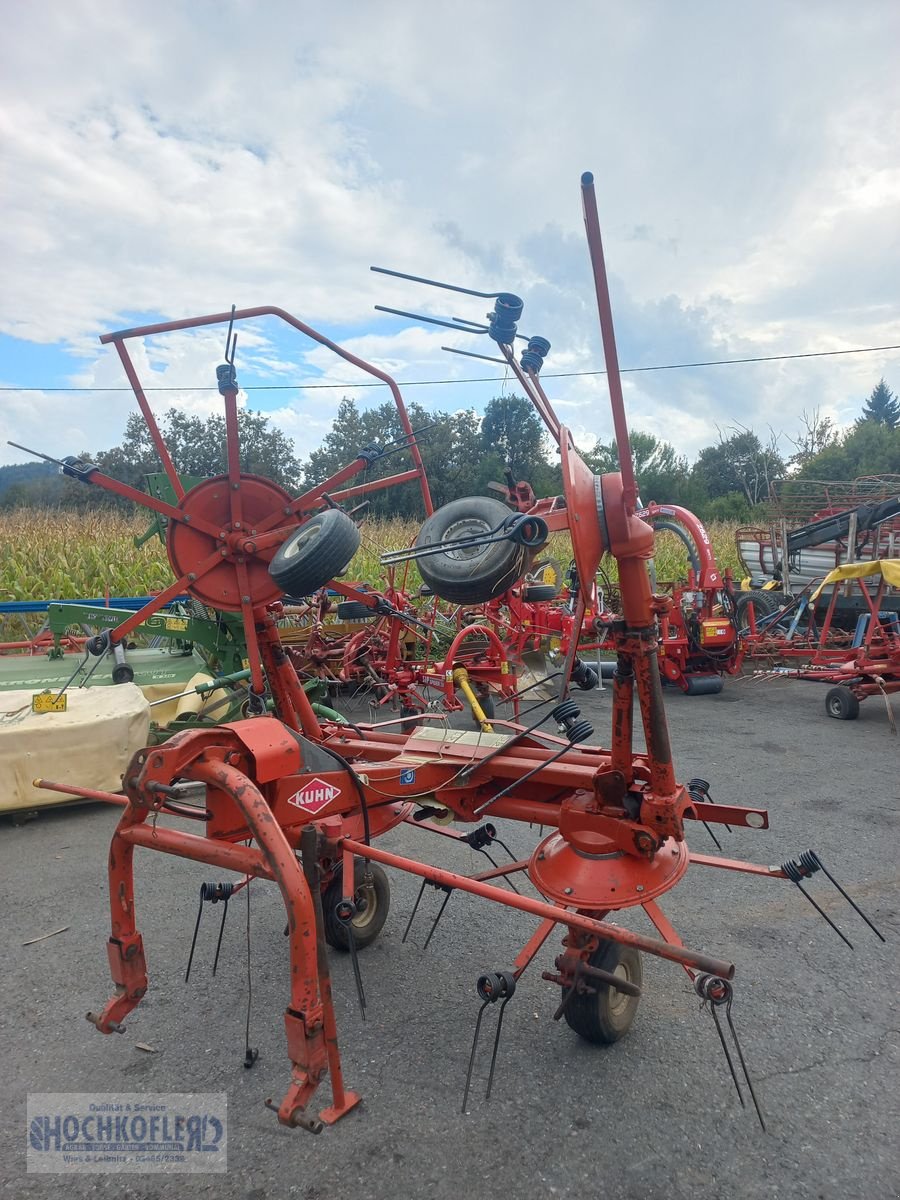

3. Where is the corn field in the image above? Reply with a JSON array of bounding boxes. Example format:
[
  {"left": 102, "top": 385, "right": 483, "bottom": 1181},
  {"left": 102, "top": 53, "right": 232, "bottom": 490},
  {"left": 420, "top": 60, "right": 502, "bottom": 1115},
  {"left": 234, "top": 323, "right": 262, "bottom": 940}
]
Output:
[{"left": 0, "top": 507, "right": 744, "bottom": 606}]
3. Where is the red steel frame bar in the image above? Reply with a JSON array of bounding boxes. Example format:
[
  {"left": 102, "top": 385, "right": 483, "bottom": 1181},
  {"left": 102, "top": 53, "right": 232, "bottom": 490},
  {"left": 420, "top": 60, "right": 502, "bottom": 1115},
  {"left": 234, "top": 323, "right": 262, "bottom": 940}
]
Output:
[
  {"left": 581, "top": 173, "right": 638, "bottom": 515},
  {"left": 111, "top": 339, "right": 185, "bottom": 501},
  {"left": 340, "top": 835, "right": 735, "bottom": 978},
  {"left": 100, "top": 307, "right": 434, "bottom": 519}
]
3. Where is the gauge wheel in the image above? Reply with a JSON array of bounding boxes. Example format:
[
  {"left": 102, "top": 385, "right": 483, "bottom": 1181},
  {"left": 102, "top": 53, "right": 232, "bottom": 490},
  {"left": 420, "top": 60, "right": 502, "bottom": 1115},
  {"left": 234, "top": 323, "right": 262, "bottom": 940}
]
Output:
[
  {"left": 322, "top": 860, "right": 390, "bottom": 951},
  {"left": 269, "top": 508, "right": 360, "bottom": 596},
  {"left": 415, "top": 496, "right": 535, "bottom": 604},
  {"left": 522, "top": 583, "right": 558, "bottom": 602},
  {"left": 336, "top": 600, "right": 374, "bottom": 620},
  {"left": 562, "top": 938, "right": 642, "bottom": 1044},
  {"left": 825, "top": 685, "right": 860, "bottom": 721}
]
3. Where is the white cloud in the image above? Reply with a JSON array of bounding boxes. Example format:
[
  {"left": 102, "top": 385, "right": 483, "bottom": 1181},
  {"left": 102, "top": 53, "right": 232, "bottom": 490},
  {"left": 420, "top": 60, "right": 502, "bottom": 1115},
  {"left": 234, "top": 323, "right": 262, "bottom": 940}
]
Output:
[{"left": 1, "top": 0, "right": 899, "bottom": 469}]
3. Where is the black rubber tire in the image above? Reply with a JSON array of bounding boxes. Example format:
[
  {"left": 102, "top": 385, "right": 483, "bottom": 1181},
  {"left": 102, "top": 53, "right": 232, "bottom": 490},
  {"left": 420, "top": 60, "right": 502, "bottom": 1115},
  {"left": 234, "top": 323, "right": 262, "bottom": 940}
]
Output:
[
  {"left": 825, "top": 685, "right": 860, "bottom": 721},
  {"left": 684, "top": 674, "right": 724, "bottom": 696},
  {"left": 528, "top": 556, "right": 564, "bottom": 596},
  {"left": 415, "top": 497, "right": 533, "bottom": 604},
  {"left": 322, "top": 860, "right": 390, "bottom": 951},
  {"left": 269, "top": 509, "right": 360, "bottom": 596},
  {"left": 336, "top": 600, "right": 374, "bottom": 620},
  {"left": 522, "top": 583, "right": 558, "bottom": 603},
  {"left": 562, "top": 939, "right": 642, "bottom": 1045},
  {"left": 735, "top": 590, "right": 783, "bottom": 628}
]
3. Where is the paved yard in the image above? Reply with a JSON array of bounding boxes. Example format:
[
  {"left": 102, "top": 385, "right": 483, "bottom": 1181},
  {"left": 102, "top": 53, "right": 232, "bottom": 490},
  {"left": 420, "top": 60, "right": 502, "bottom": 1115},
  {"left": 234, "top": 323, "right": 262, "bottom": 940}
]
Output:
[{"left": 1, "top": 676, "right": 898, "bottom": 1199}]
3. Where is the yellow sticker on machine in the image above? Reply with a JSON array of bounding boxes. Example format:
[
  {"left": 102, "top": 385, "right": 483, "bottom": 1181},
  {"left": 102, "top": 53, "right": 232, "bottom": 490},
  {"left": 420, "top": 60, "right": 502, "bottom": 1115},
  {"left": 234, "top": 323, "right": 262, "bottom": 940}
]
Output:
[
  {"left": 164, "top": 616, "right": 189, "bottom": 631},
  {"left": 31, "top": 691, "right": 67, "bottom": 714}
]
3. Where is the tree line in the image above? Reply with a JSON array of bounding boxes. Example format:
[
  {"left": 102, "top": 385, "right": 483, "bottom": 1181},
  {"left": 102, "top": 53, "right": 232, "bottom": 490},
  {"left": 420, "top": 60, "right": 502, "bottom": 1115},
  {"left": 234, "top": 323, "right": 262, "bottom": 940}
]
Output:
[{"left": 2, "top": 379, "right": 898, "bottom": 520}]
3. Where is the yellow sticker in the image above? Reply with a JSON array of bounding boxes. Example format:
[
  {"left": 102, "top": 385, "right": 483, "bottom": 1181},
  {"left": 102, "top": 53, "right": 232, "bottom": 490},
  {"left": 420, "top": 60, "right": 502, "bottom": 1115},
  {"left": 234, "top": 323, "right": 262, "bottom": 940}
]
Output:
[
  {"left": 32, "top": 691, "right": 67, "bottom": 714},
  {"left": 164, "top": 616, "right": 189, "bottom": 632}
]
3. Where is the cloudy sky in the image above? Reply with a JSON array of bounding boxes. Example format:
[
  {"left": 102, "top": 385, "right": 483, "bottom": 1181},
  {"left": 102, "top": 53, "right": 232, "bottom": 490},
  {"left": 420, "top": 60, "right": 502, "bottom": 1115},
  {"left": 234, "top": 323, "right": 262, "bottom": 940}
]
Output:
[{"left": 2, "top": 1, "right": 899, "bottom": 473}]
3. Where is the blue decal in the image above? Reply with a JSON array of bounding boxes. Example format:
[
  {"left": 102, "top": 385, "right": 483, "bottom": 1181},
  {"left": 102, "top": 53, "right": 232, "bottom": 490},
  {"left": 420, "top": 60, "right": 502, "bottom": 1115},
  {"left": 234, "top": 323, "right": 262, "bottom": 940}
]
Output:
[{"left": 399, "top": 769, "right": 416, "bottom": 786}]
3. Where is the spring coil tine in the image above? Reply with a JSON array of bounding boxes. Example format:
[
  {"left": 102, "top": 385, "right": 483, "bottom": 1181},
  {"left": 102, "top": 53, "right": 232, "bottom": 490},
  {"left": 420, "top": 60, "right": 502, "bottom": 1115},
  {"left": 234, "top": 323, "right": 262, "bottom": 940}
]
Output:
[
  {"left": 485, "top": 971, "right": 517, "bottom": 1101},
  {"left": 422, "top": 889, "right": 453, "bottom": 949},
  {"left": 402, "top": 878, "right": 428, "bottom": 944},
  {"left": 336, "top": 901, "right": 367, "bottom": 1020},
  {"left": 185, "top": 882, "right": 236, "bottom": 983},
  {"left": 784, "top": 851, "right": 886, "bottom": 942},
  {"left": 781, "top": 853, "right": 853, "bottom": 948},
  {"left": 688, "top": 779, "right": 732, "bottom": 834},
  {"left": 473, "top": 700, "right": 592, "bottom": 818},
  {"left": 565, "top": 718, "right": 594, "bottom": 745},
  {"left": 725, "top": 995, "right": 766, "bottom": 1132},
  {"left": 462, "top": 972, "right": 516, "bottom": 1113},
  {"left": 694, "top": 974, "right": 766, "bottom": 1130},
  {"left": 550, "top": 698, "right": 580, "bottom": 724}
]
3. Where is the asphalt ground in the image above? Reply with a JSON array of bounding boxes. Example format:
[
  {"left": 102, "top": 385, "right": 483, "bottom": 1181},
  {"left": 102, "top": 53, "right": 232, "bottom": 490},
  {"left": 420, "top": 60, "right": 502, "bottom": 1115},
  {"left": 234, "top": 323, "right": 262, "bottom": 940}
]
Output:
[{"left": 1, "top": 675, "right": 899, "bottom": 1200}]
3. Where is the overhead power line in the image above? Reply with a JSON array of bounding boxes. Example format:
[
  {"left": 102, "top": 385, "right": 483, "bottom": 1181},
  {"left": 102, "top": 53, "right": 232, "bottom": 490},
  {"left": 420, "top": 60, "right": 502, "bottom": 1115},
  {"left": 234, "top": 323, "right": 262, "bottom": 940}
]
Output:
[{"left": 1, "top": 342, "right": 898, "bottom": 394}]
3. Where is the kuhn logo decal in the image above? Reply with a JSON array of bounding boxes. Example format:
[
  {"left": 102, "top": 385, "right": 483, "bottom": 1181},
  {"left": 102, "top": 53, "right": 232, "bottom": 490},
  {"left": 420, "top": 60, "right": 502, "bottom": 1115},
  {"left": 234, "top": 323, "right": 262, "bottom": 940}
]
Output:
[{"left": 287, "top": 777, "right": 341, "bottom": 814}]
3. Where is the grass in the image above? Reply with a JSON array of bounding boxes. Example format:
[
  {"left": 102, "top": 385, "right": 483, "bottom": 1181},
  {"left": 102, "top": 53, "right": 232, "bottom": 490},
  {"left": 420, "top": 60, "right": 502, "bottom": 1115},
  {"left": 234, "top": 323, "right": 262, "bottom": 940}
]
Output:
[{"left": 0, "top": 507, "right": 744, "bottom": 610}]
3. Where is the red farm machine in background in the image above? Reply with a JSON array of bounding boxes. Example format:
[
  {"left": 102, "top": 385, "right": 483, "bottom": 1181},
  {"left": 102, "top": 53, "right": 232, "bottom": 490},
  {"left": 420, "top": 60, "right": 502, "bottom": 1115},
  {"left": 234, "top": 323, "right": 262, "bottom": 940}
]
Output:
[
  {"left": 17, "top": 174, "right": 884, "bottom": 1135},
  {"left": 735, "top": 478, "right": 900, "bottom": 722}
]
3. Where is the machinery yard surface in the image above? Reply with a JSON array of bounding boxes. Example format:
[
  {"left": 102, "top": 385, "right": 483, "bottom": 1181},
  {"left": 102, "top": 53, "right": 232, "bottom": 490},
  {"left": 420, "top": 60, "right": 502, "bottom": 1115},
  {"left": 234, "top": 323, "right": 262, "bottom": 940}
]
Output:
[{"left": 2, "top": 678, "right": 897, "bottom": 1200}]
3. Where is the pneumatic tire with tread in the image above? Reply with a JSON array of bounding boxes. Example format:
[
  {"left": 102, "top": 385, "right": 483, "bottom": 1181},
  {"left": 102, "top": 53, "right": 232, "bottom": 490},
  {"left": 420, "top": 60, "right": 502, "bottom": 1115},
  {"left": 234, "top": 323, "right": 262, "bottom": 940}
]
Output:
[
  {"left": 562, "top": 938, "right": 642, "bottom": 1045},
  {"left": 269, "top": 509, "right": 360, "bottom": 597},
  {"left": 415, "top": 496, "right": 535, "bottom": 605},
  {"left": 825, "top": 685, "right": 860, "bottom": 721},
  {"left": 735, "top": 590, "right": 783, "bottom": 628},
  {"left": 322, "top": 860, "right": 390, "bottom": 951},
  {"left": 336, "top": 600, "right": 373, "bottom": 620},
  {"left": 522, "top": 583, "right": 558, "bottom": 603}
]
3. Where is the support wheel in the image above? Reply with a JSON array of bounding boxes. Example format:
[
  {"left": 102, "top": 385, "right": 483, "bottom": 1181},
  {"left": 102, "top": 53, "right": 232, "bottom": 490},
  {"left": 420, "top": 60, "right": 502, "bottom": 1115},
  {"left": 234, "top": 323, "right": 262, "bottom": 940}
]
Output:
[
  {"left": 269, "top": 509, "right": 360, "bottom": 596},
  {"left": 336, "top": 600, "right": 374, "bottom": 620},
  {"left": 563, "top": 939, "right": 642, "bottom": 1044},
  {"left": 414, "top": 496, "right": 535, "bottom": 604},
  {"left": 322, "top": 860, "right": 390, "bottom": 951},
  {"left": 522, "top": 583, "right": 558, "bottom": 603},
  {"left": 825, "top": 685, "right": 860, "bottom": 721}
]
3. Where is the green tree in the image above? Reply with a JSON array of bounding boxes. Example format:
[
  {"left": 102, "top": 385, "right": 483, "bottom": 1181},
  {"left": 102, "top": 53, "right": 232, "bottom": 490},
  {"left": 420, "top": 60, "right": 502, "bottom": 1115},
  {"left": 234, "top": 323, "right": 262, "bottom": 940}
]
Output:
[
  {"left": 303, "top": 399, "right": 485, "bottom": 517},
  {"left": 691, "top": 426, "right": 784, "bottom": 506},
  {"left": 17, "top": 407, "right": 303, "bottom": 510},
  {"left": 787, "top": 408, "right": 839, "bottom": 470},
  {"left": 859, "top": 379, "right": 899, "bottom": 430},
  {"left": 796, "top": 419, "right": 900, "bottom": 480},
  {"left": 584, "top": 430, "right": 689, "bottom": 505},
  {"left": 480, "top": 395, "right": 552, "bottom": 484}
]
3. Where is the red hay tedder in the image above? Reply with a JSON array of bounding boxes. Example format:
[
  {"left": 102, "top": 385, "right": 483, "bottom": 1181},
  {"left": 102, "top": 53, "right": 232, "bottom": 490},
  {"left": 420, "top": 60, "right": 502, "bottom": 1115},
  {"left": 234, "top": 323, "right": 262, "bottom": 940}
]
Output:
[{"left": 24, "top": 174, "right": 884, "bottom": 1133}]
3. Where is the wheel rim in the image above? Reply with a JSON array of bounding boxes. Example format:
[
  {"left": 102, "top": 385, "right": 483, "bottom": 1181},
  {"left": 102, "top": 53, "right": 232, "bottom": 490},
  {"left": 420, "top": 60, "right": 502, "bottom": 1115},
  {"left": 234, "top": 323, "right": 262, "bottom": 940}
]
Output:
[
  {"left": 441, "top": 517, "right": 493, "bottom": 563},
  {"left": 607, "top": 962, "right": 633, "bottom": 1024},
  {"left": 352, "top": 883, "right": 378, "bottom": 932},
  {"left": 282, "top": 520, "right": 321, "bottom": 560}
]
